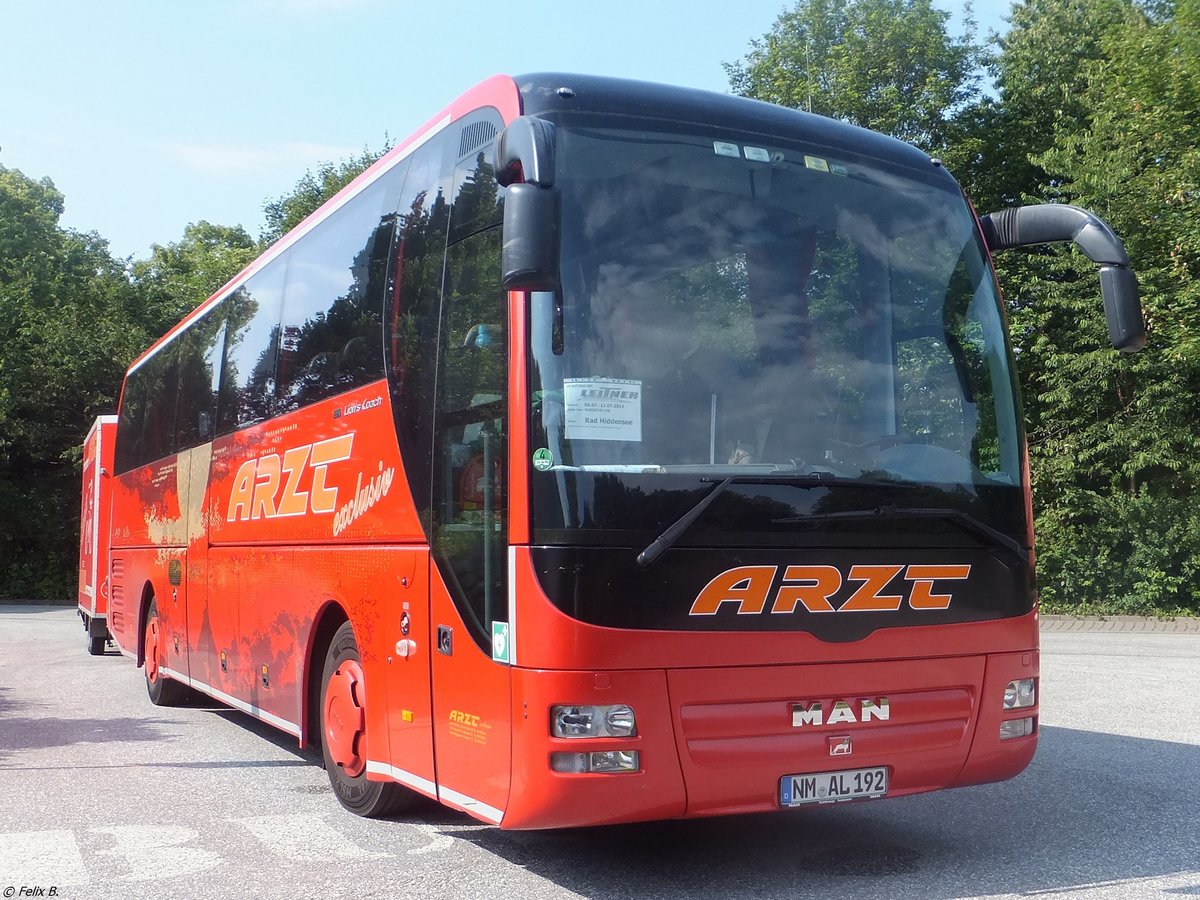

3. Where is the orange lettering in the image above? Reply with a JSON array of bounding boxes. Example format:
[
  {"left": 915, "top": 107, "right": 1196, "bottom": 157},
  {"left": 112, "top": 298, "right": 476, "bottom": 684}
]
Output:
[
  {"left": 772, "top": 565, "right": 842, "bottom": 613},
  {"left": 905, "top": 564, "right": 971, "bottom": 610},
  {"left": 689, "top": 565, "right": 777, "bottom": 615},
  {"left": 839, "top": 564, "right": 905, "bottom": 612}
]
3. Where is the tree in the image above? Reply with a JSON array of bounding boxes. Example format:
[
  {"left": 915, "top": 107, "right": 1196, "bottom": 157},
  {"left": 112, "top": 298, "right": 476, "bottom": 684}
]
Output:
[
  {"left": 953, "top": 0, "right": 1138, "bottom": 211},
  {"left": 260, "top": 144, "right": 390, "bottom": 246},
  {"left": 0, "top": 166, "right": 146, "bottom": 597},
  {"left": 1012, "top": 0, "right": 1200, "bottom": 612},
  {"left": 726, "top": 0, "right": 986, "bottom": 152},
  {"left": 130, "top": 221, "right": 259, "bottom": 336}
]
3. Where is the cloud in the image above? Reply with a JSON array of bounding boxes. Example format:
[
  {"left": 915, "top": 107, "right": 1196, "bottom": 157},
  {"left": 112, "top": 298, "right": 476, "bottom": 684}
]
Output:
[{"left": 163, "top": 140, "right": 360, "bottom": 178}]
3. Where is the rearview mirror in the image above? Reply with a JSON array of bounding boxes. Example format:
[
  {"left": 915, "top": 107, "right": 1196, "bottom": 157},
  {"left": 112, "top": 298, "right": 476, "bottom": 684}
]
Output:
[
  {"left": 495, "top": 117, "right": 560, "bottom": 291},
  {"left": 979, "top": 204, "right": 1146, "bottom": 352}
]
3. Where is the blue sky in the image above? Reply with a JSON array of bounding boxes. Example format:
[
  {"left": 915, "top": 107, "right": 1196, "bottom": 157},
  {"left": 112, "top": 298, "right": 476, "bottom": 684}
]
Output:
[{"left": 0, "top": 0, "right": 1013, "bottom": 260}]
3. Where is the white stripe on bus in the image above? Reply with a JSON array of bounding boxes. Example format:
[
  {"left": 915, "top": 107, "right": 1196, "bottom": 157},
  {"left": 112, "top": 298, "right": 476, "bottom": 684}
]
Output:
[{"left": 160, "top": 666, "right": 302, "bottom": 738}]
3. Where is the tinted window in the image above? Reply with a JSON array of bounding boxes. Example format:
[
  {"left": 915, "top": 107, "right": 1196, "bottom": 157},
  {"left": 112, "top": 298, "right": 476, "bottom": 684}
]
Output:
[
  {"left": 387, "top": 129, "right": 454, "bottom": 522},
  {"left": 217, "top": 267, "right": 285, "bottom": 435},
  {"left": 174, "top": 309, "right": 226, "bottom": 450},
  {"left": 275, "top": 169, "right": 406, "bottom": 414},
  {"left": 115, "top": 305, "right": 229, "bottom": 473},
  {"left": 433, "top": 226, "right": 507, "bottom": 642},
  {"left": 448, "top": 116, "right": 502, "bottom": 244}
]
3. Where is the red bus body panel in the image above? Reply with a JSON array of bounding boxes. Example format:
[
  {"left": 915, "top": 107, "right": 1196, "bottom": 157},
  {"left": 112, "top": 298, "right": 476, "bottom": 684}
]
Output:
[{"left": 78, "top": 416, "right": 117, "bottom": 620}]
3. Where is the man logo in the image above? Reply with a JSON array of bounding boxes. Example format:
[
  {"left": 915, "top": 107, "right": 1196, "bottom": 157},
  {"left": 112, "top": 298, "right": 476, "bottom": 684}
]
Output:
[{"left": 792, "top": 698, "right": 890, "bottom": 727}]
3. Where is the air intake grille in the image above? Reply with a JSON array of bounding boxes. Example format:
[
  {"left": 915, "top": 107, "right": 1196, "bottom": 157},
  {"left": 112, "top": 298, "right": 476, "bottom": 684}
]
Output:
[{"left": 459, "top": 121, "right": 498, "bottom": 160}]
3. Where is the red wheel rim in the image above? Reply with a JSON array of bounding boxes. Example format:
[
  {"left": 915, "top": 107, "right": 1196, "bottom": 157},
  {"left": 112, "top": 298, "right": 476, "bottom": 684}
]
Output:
[
  {"left": 324, "top": 659, "right": 367, "bottom": 777},
  {"left": 145, "top": 616, "right": 161, "bottom": 684}
]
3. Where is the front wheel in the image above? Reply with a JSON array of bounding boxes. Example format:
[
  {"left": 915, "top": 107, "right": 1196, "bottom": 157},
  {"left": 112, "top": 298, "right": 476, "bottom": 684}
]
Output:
[
  {"left": 144, "top": 599, "right": 188, "bottom": 706},
  {"left": 319, "top": 621, "right": 416, "bottom": 817}
]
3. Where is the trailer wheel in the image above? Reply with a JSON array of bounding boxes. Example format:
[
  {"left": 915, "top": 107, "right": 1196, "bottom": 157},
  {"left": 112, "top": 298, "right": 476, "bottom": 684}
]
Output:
[
  {"left": 144, "top": 599, "right": 188, "bottom": 706},
  {"left": 87, "top": 632, "right": 106, "bottom": 656},
  {"left": 320, "top": 621, "right": 415, "bottom": 817}
]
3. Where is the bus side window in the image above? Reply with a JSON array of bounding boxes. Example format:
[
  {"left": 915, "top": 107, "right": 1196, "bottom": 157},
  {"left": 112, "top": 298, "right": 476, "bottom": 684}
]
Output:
[
  {"left": 275, "top": 164, "right": 405, "bottom": 415},
  {"left": 174, "top": 310, "right": 226, "bottom": 450},
  {"left": 217, "top": 268, "right": 285, "bottom": 436}
]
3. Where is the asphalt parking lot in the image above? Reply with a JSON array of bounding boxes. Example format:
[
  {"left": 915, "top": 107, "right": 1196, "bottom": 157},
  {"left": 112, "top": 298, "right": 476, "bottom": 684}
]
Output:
[{"left": 1, "top": 606, "right": 1197, "bottom": 899}]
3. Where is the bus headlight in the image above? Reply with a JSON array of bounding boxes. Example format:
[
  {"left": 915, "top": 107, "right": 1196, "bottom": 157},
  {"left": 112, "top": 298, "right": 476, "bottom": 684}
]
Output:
[
  {"left": 551, "top": 704, "right": 637, "bottom": 738},
  {"left": 1003, "top": 678, "right": 1037, "bottom": 710}
]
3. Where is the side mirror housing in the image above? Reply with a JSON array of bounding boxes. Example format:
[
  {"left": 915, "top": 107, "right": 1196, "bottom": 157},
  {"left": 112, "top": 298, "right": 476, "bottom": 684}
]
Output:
[
  {"left": 980, "top": 204, "right": 1146, "bottom": 352},
  {"left": 495, "top": 117, "right": 560, "bottom": 291},
  {"left": 501, "top": 183, "right": 560, "bottom": 291}
]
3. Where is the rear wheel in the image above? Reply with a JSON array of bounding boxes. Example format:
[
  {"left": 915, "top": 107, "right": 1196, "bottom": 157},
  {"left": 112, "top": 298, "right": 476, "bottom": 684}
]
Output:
[
  {"left": 83, "top": 613, "right": 107, "bottom": 656},
  {"left": 87, "top": 632, "right": 106, "bottom": 656},
  {"left": 320, "top": 621, "right": 415, "bottom": 817},
  {"left": 144, "top": 599, "right": 188, "bottom": 706}
]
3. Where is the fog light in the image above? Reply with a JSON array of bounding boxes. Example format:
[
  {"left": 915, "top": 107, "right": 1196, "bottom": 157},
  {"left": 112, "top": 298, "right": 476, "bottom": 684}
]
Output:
[
  {"left": 550, "top": 752, "right": 589, "bottom": 773},
  {"left": 589, "top": 750, "right": 639, "bottom": 773},
  {"left": 550, "top": 750, "right": 640, "bottom": 773},
  {"left": 1003, "top": 678, "right": 1037, "bottom": 709},
  {"left": 999, "top": 716, "right": 1036, "bottom": 740},
  {"left": 551, "top": 704, "right": 637, "bottom": 738}
]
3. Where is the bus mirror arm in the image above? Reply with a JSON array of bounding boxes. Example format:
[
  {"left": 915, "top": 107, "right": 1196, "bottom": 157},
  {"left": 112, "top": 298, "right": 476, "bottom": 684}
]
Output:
[
  {"left": 497, "top": 117, "right": 561, "bottom": 291},
  {"left": 980, "top": 204, "right": 1146, "bottom": 352},
  {"left": 495, "top": 116, "right": 556, "bottom": 188}
]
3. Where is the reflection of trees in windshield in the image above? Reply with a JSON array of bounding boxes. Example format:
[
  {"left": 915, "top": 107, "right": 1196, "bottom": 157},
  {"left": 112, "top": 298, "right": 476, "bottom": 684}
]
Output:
[
  {"left": 530, "top": 122, "right": 1025, "bottom": 540},
  {"left": 545, "top": 128, "right": 1016, "bottom": 483}
]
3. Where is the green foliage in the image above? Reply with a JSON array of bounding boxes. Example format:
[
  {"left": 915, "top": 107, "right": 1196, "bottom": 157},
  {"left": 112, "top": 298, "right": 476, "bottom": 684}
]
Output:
[
  {"left": 953, "top": 0, "right": 1137, "bottom": 210},
  {"left": 130, "top": 221, "right": 258, "bottom": 335},
  {"left": 1001, "top": 0, "right": 1200, "bottom": 613},
  {"left": 1036, "top": 488, "right": 1200, "bottom": 615},
  {"left": 0, "top": 166, "right": 147, "bottom": 598},
  {"left": 726, "top": 0, "right": 986, "bottom": 151},
  {"left": 260, "top": 143, "right": 390, "bottom": 245}
]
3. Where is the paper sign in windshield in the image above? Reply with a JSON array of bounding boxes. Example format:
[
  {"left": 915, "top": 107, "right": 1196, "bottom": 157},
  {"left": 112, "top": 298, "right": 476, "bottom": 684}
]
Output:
[{"left": 564, "top": 378, "right": 643, "bottom": 442}]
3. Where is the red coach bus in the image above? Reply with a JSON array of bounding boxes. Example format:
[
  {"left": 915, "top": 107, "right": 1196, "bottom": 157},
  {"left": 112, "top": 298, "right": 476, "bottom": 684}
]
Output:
[{"left": 92, "top": 73, "right": 1144, "bottom": 829}]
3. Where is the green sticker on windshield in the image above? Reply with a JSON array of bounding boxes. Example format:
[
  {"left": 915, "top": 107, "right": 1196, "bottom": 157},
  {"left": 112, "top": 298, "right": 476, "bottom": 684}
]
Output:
[{"left": 532, "top": 448, "right": 554, "bottom": 471}]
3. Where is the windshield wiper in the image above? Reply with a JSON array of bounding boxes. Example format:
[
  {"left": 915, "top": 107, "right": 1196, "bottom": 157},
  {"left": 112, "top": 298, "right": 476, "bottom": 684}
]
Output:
[
  {"left": 772, "top": 504, "right": 1029, "bottom": 564},
  {"left": 636, "top": 477, "right": 733, "bottom": 568},
  {"left": 635, "top": 472, "right": 915, "bottom": 568}
]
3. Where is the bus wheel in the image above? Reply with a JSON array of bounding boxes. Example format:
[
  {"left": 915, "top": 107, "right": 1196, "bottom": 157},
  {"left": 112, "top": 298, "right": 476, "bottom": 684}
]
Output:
[
  {"left": 87, "top": 632, "right": 106, "bottom": 656},
  {"left": 144, "top": 599, "right": 187, "bottom": 706},
  {"left": 320, "top": 621, "right": 415, "bottom": 817}
]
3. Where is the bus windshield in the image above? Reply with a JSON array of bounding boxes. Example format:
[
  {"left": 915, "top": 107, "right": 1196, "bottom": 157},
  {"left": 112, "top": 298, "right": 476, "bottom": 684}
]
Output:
[{"left": 529, "top": 116, "right": 1025, "bottom": 545}]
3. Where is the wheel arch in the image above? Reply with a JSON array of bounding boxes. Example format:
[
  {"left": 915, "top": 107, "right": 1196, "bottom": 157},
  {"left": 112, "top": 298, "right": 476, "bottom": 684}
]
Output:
[
  {"left": 136, "top": 581, "right": 155, "bottom": 668},
  {"left": 302, "top": 600, "right": 350, "bottom": 750}
]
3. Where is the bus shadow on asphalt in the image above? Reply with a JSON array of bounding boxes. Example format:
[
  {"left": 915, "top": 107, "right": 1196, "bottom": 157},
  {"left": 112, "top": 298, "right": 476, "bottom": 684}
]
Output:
[
  {"left": 0, "top": 714, "right": 174, "bottom": 762},
  {"left": 447, "top": 725, "right": 1199, "bottom": 899}
]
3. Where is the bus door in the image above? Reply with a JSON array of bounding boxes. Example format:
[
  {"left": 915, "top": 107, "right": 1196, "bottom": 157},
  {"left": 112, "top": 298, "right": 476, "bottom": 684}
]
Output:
[{"left": 427, "top": 225, "right": 513, "bottom": 823}]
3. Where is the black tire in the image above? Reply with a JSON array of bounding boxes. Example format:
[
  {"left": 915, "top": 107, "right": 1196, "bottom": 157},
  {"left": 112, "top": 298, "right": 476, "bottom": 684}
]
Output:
[
  {"left": 319, "top": 621, "right": 416, "bottom": 817},
  {"left": 87, "top": 632, "right": 107, "bottom": 656},
  {"left": 144, "top": 598, "right": 189, "bottom": 706}
]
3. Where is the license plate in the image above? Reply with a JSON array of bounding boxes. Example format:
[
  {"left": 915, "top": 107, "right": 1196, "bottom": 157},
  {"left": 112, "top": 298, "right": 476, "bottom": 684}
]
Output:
[{"left": 779, "top": 766, "right": 889, "bottom": 806}]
